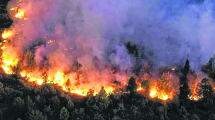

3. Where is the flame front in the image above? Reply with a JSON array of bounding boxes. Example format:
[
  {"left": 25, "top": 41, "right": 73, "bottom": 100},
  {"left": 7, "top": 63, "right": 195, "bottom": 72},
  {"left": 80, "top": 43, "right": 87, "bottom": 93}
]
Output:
[
  {"left": 2, "top": 30, "right": 12, "bottom": 39},
  {"left": 0, "top": 0, "right": 208, "bottom": 101},
  {"left": 15, "top": 10, "right": 25, "bottom": 19},
  {"left": 149, "top": 89, "right": 157, "bottom": 98}
]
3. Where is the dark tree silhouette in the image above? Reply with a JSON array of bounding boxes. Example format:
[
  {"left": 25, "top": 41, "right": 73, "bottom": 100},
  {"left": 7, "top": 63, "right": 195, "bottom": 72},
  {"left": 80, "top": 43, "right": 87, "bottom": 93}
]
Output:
[
  {"left": 179, "top": 60, "right": 191, "bottom": 101},
  {"left": 201, "top": 57, "right": 215, "bottom": 82},
  {"left": 126, "top": 77, "right": 137, "bottom": 94},
  {"left": 197, "top": 78, "right": 214, "bottom": 108}
]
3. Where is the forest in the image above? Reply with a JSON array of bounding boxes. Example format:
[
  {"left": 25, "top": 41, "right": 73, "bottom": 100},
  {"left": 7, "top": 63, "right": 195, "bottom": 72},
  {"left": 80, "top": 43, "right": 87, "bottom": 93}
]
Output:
[{"left": 1, "top": 0, "right": 215, "bottom": 120}]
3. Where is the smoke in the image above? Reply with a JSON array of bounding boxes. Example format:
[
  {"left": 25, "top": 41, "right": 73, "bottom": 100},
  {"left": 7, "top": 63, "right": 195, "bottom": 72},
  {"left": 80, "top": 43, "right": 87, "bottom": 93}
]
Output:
[{"left": 6, "top": 0, "right": 215, "bottom": 73}]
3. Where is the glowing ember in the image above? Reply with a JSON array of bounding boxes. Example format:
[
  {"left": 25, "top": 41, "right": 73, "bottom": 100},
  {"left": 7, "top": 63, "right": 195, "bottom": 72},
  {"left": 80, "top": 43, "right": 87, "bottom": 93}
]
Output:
[
  {"left": 10, "top": 8, "right": 15, "bottom": 11},
  {"left": 70, "top": 90, "right": 88, "bottom": 96},
  {"left": 36, "top": 79, "right": 44, "bottom": 85},
  {"left": 2, "top": 30, "right": 12, "bottom": 39},
  {"left": 20, "top": 71, "right": 27, "bottom": 77},
  {"left": 1, "top": 56, "right": 19, "bottom": 74},
  {"left": 189, "top": 95, "right": 202, "bottom": 101},
  {"left": 1, "top": 46, "right": 6, "bottom": 50},
  {"left": 47, "top": 40, "right": 53, "bottom": 44},
  {"left": 137, "top": 87, "right": 143, "bottom": 91},
  {"left": 15, "top": 10, "right": 25, "bottom": 19},
  {"left": 1, "top": 65, "right": 12, "bottom": 74},
  {"left": 158, "top": 93, "right": 169, "bottom": 101},
  {"left": 150, "top": 89, "right": 157, "bottom": 98},
  {"left": 188, "top": 80, "right": 202, "bottom": 101},
  {"left": 105, "top": 87, "right": 114, "bottom": 94},
  {"left": 54, "top": 72, "right": 65, "bottom": 86}
]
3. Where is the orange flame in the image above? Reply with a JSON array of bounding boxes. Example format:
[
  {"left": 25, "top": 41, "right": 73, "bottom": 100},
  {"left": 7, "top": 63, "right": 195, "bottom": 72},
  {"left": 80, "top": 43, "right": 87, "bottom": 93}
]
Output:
[
  {"left": 15, "top": 10, "right": 25, "bottom": 19},
  {"left": 149, "top": 89, "right": 157, "bottom": 98},
  {"left": 1, "top": 55, "right": 19, "bottom": 74},
  {"left": 2, "top": 30, "right": 12, "bottom": 39}
]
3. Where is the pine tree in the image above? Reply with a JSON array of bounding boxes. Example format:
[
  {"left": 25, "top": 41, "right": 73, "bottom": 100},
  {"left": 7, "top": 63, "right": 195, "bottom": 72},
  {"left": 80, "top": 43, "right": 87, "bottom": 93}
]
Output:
[
  {"left": 179, "top": 60, "right": 191, "bottom": 101},
  {"left": 59, "top": 107, "right": 69, "bottom": 120},
  {"left": 96, "top": 87, "right": 110, "bottom": 110},
  {"left": 126, "top": 77, "right": 137, "bottom": 94},
  {"left": 28, "top": 110, "right": 47, "bottom": 120}
]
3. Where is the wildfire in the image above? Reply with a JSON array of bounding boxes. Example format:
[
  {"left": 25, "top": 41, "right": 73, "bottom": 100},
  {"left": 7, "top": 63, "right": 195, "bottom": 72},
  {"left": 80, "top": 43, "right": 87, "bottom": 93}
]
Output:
[
  {"left": 70, "top": 89, "right": 88, "bottom": 96},
  {"left": 105, "top": 87, "right": 114, "bottom": 94},
  {"left": 158, "top": 92, "right": 169, "bottom": 101},
  {"left": 0, "top": 0, "right": 208, "bottom": 102},
  {"left": 1, "top": 56, "right": 19, "bottom": 74},
  {"left": 29, "top": 78, "right": 44, "bottom": 86},
  {"left": 188, "top": 85, "right": 202, "bottom": 101},
  {"left": 150, "top": 89, "right": 157, "bottom": 98},
  {"left": 15, "top": 9, "right": 25, "bottom": 19},
  {"left": 2, "top": 30, "right": 12, "bottom": 39},
  {"left": 137, "top": 87, "right": 143, "bottom": 91},
  {"left": 54, "top": 72, "right": 65, "bottom": 86}
]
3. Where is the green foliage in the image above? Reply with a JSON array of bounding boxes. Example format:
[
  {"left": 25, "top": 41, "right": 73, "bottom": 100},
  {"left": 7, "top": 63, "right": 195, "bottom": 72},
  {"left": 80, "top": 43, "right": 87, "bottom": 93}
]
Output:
[
  {"left": 208, "top": 113, "right": 215, "bottom": 120},
  {"left": 28, "top": 110, "right": 47, "bottom": 120},
  {"left": 41, "top": 84, "right": 56, "bottom": 95},
  {"left": 51, "top": 96, "right": 61, "bottom": 108},
  {"left": 13, "top": 97, "right": 25, "bottom": 110},
  {"left": 94, "top": 113, "right": 104, "bottom": 120},
  {"left": 25, "top": 96, "right": 34, "bottom": 113},
  {"left": 126, "top": 77, "right": 137, "bottom": 93},
  {"left": 96, "top": 87, "right": 110, "bottom": 110},
  {"left": 67, "top": 100, "right": 74, "bottom": 111},
  {"left": 43, "top": 105, "right": 53, "bottom": 116},
  {"left": 201, "top": 57, "right": 215, "bottom": 81},
  {"left": 190, "top": 114, "right": 200, "bottom": 120},
  {"left": 0, "top": 82, "right": 4, "bottom": 94},
  {"left": 113, "top": 88, "right": 121, "bottom": 99},
  {"left": 197, "top": 78, "right": 213, "bottom": 98},
  {"left": 59, "top": 107, "right": 69, "bottom": 120}
]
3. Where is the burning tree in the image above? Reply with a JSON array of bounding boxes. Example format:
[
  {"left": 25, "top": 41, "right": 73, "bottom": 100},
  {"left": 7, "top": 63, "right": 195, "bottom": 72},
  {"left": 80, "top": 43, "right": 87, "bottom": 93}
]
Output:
[
  {"left": 25, "top": 51, "right": 36, "bottom": 72},
  {"left": 141, "top": 79, "right": 151, "bottom": 94}
]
